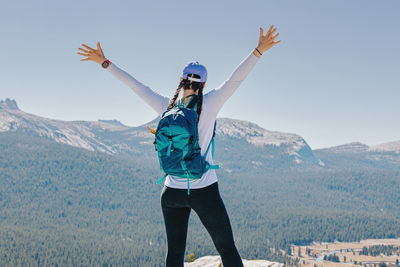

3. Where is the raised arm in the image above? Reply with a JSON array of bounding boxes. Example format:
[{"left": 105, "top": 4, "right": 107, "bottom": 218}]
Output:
[
  {"left": 105, "top": 63, "right": 169, "bottom": 116},
  {"left": 77, "top": 42, "right": 169, "bottom": 116},
  {"left": 205, "top": 25, "right": 280, "bottom": 113}
]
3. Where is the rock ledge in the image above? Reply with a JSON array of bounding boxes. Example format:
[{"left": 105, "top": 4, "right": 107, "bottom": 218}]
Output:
[{"left": 184, "top": 255, "right": 284, "bottom": 267}]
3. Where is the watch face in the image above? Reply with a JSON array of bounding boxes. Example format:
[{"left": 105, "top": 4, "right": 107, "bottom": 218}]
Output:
[{"left": 102, "top": 60, "right": 109, "bottom": 68}]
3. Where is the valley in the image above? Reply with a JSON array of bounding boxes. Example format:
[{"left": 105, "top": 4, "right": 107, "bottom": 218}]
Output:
[{"left": 289, "top": 239, "right": 400, "bottom": 267}]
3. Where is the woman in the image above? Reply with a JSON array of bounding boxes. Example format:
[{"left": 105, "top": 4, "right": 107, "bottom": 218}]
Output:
[{"left": 78, "top": 25, "right": 280, "bottom": 267}]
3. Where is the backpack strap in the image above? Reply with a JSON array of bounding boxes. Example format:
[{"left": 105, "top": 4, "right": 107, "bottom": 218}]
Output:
[
  {"left": 204, "top": 121, "right": 219, "bottom": 170},
  {"left": 175, "top": 95, "right": 198, "bottom": 110},
  {"left": 185, "top": 95, "right": 198, "bottom": 109},
  {"left": 186, "top": 171, "right": 190, "bottom": 195},
  {"left": 205, "top": 121, "right": 216, "bottom": 157},
  {"left": 156, "top": 174, "right": 167, "bottom": 184},
  {"left": 180, "top": 161, "right": 192, "bottom": 195}
]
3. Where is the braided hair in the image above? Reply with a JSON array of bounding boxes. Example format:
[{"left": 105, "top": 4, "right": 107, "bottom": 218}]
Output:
[
  {"left": 168, "top": 73, "right": 204, "bottom": 121},
  {"left": 167, "top": 80, "right": 185, "bottom": 109}
]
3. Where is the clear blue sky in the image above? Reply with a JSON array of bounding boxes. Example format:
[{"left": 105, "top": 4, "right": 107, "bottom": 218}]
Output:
[{"left": 1, "top": 0, "right": 399, "bottom": 149}]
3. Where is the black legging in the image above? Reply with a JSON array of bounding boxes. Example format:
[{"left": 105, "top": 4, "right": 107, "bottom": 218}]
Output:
[{"left": 160, "top": 181, "right": 244, "bottom": 267}]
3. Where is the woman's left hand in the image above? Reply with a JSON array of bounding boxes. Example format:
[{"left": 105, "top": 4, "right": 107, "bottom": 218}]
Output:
[{"left": 256, "top": 25, "right": 280, "bottom": 55}]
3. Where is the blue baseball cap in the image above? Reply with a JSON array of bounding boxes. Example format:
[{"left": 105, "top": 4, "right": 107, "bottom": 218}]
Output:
[{"left": 181, "top": 61, "right": 207, "bottom": 83}]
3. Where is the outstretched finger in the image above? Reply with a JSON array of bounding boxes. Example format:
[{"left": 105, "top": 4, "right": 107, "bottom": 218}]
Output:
[
  {"left": 77, "top": 52, "right": 91, "bottom": 57},
  {"left": 80, "top": 57, "right": 91, "bottom": 61},
  {"left": 78, "top": 47, "right": 91, "bottom": 53},
  {"left": 266, "top": 25, "right": 273, "bottom": 37},
  {"left": 259, "top": 27, "right": 264, "bottom": 39},
  {"left": 97, "top": 41, "right": 103, "bottom": 53},
  {"left": 268, "top": 27, "right": 277, "bottom": 39},
  {"left": 271, "top": 33, "right": 279, "bottom": 40},
  {"left": 82, "top": 44, "right": 95, "bottom": 51}
]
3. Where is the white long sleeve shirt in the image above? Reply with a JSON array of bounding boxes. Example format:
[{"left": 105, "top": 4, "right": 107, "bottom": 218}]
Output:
[{"left": 107, "top": 50, "right": 259, "bottom": 189}]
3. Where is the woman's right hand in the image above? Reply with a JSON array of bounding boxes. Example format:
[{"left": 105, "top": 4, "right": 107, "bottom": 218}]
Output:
[{"left": 77, "top": 42, "right": 106, "bottom": 64}]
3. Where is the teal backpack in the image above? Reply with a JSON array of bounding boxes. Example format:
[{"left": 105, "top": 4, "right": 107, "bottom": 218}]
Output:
[{"left": 153, "top": 95, "right": 219, "bottom": 195}]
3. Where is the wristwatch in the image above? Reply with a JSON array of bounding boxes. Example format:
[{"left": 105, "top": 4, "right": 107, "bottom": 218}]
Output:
[{"left": 101, "top": 59, "right": 111, "bottom": 69}]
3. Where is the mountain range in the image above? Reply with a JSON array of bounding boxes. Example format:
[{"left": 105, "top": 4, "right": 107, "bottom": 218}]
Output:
[{"left": 1, "top": 98, "right": 399, "bottom": 170}]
